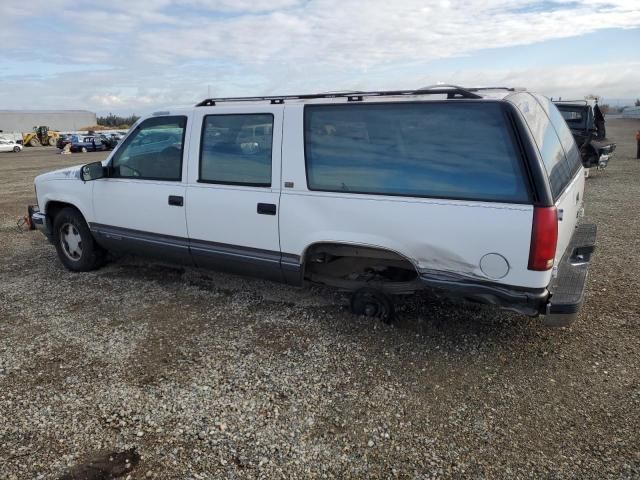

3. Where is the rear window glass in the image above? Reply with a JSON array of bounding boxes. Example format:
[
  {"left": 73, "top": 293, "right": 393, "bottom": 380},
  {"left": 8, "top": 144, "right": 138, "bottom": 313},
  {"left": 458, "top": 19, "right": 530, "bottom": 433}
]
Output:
[
  {"left": 559, "top": 108, "right": 584, "bottom": 123},
  {"left": 304, "top": 102, "right": 530, "bottom": 203}
]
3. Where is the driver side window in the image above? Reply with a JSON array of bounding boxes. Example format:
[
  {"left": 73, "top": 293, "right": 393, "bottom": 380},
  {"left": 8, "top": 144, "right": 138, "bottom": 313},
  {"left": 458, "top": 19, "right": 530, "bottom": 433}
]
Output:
[{"left": 111, "top": 116, "right": 187, "bottom": 181}]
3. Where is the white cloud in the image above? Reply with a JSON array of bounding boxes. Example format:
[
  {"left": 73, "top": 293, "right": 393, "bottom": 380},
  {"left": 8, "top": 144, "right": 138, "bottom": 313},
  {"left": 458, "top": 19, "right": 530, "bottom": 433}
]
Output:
[
  {"left": 407, "top": 61, "right": 640, "bottom": 99},
  {"left": 0, "top": 0, "right": 638, "bottom": 112}
]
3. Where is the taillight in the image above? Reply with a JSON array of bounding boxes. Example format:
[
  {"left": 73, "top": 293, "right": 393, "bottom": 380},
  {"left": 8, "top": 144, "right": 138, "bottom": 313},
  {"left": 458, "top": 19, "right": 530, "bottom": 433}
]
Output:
[{"left": 528, "top": 206, "right": 558, "bottom": 271}]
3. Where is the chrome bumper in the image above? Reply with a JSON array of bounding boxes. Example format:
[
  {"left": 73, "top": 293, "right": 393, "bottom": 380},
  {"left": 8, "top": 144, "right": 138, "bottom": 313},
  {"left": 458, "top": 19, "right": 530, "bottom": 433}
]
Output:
[
  {"left": 32, "top": 212, "right": 47, "bottom": 231},
  {"left": 598, "top": 153, "right": 610, "bottom": 169},
  {"left": 29, "top": 206, "right": 50, "bottom": 239}
]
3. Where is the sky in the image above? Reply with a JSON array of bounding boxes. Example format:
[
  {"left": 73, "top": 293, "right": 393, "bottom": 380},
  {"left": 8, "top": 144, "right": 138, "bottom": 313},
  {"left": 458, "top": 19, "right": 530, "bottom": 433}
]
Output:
[{"left": 0, "top": 0, "right": 639, "bottom": 115}]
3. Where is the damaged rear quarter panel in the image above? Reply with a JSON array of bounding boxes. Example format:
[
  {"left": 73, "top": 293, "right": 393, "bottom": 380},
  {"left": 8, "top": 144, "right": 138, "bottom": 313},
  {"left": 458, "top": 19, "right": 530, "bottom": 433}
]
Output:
[{"left": 280, "top": 192, "right": 552, "bottom": 290}]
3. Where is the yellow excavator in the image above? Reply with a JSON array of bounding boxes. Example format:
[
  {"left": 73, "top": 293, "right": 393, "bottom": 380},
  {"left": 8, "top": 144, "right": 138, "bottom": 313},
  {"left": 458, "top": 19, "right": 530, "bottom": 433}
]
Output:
[{"left": 22, "top": 126, "right": 60, "bottom": 147}]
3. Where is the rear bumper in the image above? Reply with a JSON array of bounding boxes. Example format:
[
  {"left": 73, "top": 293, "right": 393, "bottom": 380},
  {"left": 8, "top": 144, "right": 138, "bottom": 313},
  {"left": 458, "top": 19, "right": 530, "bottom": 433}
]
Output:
[
  {"left": 543, "top": 223, "right": 597, "bottom": 326},
  {"left": 417, "top": 224, "right": 596, "bottom": 325},
  {"left": 417, "top": 270, "right": 548, "bottom": 317},
  {"left": 595, "top": 143, "right": 616, "bottom": 168}
]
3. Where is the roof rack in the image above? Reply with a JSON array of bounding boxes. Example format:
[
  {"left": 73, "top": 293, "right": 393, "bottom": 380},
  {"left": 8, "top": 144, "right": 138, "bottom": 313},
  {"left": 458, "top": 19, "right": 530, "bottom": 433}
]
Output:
[
  {"left": 467, "top": 87, "right": 517, "bottom": 92},
  {"left": 552, "top": 99, "right": 588, "bottom": 104},
  {"left": 195, "top": 85, "right": 482, "bottom": 107}
]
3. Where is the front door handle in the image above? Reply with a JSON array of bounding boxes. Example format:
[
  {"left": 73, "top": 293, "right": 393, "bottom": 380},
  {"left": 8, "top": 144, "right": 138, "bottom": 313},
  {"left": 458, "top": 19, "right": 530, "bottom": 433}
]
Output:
[
  {"left": 257, "top": 203, "right": 277, "bottom": 215},
  {"left": 168, "top": 195, "right": 184, "bottom": 207}
]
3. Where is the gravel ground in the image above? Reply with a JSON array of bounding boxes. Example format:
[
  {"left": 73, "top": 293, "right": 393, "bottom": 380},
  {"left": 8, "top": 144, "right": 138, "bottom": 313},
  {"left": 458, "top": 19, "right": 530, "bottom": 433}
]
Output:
[{"left": 1, "top": 120, "right": 639, "bottom": 479}]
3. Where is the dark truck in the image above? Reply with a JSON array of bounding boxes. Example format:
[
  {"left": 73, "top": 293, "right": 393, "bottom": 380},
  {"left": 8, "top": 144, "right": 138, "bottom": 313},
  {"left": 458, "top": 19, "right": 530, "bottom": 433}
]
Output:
[{"left": 554, "top": 101, "right": 616, "bottom": 169}]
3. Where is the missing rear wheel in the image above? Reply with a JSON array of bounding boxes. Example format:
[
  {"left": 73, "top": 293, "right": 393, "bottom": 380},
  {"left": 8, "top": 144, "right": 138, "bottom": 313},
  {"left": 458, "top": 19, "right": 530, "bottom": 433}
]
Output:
[{"left": 350, "top": 288, "right": 394, "bottom": 323}]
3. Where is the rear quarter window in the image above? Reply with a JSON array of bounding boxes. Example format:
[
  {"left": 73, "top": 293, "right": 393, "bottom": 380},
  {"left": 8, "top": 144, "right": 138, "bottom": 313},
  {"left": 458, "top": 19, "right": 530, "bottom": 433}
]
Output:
[
  {"left": 541, "top": 98, "right": 582, "bottom": 182},
  {"left": 304, "top": 102, "right": 530, "bottom": 203},
  {"left": 511, "top": 93, "right": 581, "bottom": 199}
]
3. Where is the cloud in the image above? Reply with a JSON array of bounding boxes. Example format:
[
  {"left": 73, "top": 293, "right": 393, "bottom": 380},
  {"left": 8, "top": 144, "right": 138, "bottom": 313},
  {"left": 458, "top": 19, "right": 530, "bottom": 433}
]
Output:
[
  {"left": 407, "top": 61, "right": 640, "bottom": 99},
  {"left": 0, "top": 0, "right": 638, "bottom": 112}
]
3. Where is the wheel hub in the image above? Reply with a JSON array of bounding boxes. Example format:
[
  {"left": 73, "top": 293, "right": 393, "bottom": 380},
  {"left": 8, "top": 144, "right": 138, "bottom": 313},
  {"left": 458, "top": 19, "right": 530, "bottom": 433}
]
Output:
[
  {"left": 364, "top": 303, "right": 378, "bottom": 317},
  {"left": 60, "top": 223, "right": 82, "bottom": 260},
  {"left": 350, "top": 288, "right": 394, "bottom": 323}
]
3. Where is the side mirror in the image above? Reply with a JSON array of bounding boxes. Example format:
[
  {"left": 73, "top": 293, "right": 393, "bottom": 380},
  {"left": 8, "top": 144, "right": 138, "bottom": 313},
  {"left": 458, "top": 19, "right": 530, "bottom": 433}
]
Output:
[{"left": 81, "top": 161, "right": 106, "bottom": 181}]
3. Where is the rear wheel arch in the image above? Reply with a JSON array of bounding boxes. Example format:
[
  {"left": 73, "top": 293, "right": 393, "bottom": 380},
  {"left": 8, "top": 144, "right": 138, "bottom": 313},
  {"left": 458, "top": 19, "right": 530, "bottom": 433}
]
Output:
[{"left": 300, "top": 242, "right": 419, "bottom": 290}]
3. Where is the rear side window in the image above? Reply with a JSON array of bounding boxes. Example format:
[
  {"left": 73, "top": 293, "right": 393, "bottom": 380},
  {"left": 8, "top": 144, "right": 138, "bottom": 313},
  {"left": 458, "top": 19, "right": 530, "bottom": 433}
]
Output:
[
  {"left": 304, "top": 102, "right": 530, "bottom": 203},
  {"left": 511, "top": 93, "right": 580, "bottom": 198},
  {"left": 542, "top": 98, "right": 582, "bottom": 185},
  {"left": 199, "top": 114, "right": 274, "bottom": 187}
]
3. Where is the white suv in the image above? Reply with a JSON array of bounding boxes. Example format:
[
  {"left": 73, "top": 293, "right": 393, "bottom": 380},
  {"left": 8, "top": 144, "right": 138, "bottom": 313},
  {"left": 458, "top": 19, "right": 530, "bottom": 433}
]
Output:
[{"left": 29, "top": 86, "right": 596, "bottom": 326}]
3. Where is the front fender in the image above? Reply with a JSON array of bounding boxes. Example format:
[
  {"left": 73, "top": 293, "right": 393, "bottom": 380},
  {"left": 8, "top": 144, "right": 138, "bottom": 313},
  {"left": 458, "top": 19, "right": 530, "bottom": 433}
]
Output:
[{"left": 39, "top": 180, "right": 94, "bottom": 224}]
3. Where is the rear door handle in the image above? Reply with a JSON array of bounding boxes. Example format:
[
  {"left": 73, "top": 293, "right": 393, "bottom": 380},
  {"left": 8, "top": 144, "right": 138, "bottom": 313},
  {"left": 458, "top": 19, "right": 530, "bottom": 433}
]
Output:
[
  {"left": 257, "top": 203, "right": 277, "bottom": 215},
  {"left": 168, "top": 195, "right": 184, "bottom": 207}
]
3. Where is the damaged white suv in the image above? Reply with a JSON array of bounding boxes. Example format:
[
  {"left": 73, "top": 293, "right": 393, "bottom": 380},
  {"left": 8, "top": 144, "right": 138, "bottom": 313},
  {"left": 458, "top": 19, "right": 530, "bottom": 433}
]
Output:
[{"left": 29, "top": 86, "right": 596, "bottom": 326}]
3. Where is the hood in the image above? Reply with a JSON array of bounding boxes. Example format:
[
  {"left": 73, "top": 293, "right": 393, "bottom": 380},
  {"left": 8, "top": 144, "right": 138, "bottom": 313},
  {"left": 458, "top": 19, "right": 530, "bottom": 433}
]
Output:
[{"left": 35, "top": 165, "right": 83, "bottom": 182}]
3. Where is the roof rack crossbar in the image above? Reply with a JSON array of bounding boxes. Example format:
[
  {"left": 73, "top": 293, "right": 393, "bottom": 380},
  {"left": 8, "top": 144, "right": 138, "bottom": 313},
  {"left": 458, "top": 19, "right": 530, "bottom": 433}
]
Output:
[
  {"left": 552, "top": 99, "right": 589, "bottom": 104},
  {"left": 466, "top": 87, "right": 516, "bottom": 92},
  {"left": 416, "top": 84, "right": 482, "bottom": 99},
  {"left": 195, "top": 86, "right": 482, "bottom": 106}
]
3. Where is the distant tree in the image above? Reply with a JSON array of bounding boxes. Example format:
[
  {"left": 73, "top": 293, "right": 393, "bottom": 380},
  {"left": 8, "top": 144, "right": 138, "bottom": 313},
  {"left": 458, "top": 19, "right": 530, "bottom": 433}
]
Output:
[
  {"left": 635, "top": 99, "right": 640, "bottom": 107},
  {"left": 97, "top": 113, "right": 140, "bottom": 128}
]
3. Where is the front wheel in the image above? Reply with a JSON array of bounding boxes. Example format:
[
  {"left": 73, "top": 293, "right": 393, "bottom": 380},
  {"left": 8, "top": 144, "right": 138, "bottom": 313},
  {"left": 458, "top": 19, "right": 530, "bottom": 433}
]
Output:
[
  {"left": 13, "top": 146, "right": 20, "bottom": 152},
  {"left": 53, "top": 207, "right": 105, "bottom": 271}
]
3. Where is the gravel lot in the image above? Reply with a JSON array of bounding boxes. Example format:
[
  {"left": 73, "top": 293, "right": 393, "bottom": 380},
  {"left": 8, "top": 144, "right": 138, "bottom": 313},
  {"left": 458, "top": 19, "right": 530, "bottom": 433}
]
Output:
[{"left": 1, "top": 119, "right": 639, "bottom": 479}]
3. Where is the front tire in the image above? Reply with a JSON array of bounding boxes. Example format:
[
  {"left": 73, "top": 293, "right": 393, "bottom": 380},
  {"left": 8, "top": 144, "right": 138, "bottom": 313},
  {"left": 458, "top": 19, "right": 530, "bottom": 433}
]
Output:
[
  {"left": 13, "top": 146, "right": 20, "bottom": 152},
  {"left": 53, "top": 207, "right": 105, "bottom": 271}
]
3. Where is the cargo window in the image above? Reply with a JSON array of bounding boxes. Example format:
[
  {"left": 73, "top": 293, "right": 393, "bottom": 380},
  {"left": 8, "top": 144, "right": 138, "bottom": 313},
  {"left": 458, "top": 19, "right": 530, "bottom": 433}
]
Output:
[
  {"left": 199, "top": 114, "right": 273, "bottom": 187},
  {"left": 304, "top": 102, "right": 530, "bottom": 203},
  {"left": 513, "top": 94, "right": 581, "bottom": 199},
  {"left": 544, "top": 99, "right": 582, "bottom": 185}
]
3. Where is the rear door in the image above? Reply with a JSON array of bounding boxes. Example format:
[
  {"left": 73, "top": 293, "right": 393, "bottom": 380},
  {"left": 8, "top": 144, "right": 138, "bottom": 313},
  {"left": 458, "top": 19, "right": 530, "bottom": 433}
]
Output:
[{"left": 185, "top": 105, "right": 283, "bottom": 282}]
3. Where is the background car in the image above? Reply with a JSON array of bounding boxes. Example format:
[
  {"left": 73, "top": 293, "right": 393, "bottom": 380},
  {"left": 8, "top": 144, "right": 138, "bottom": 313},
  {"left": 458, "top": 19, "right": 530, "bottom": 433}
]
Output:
[
  {"left": 69, "top": 136, "right": 107, "bottom": 153},
  {"left": 56, "top": 134, "right": 75, "bottom": 150},
  {"left": 0, "top": 139, "right": 23, "bottom": 153},
  {"left": 554, "top": 101, "right": 616, "bottom": 169}
]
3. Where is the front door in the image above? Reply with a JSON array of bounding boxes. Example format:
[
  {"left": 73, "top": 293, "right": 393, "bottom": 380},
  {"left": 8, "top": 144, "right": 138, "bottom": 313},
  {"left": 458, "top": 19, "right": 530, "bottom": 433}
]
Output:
[
  {"left": 92, "top": 115, "right": 192, "bottom": 264},
  {"left": 185, "top": 106, "right": 283, "bottom": 281}
]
